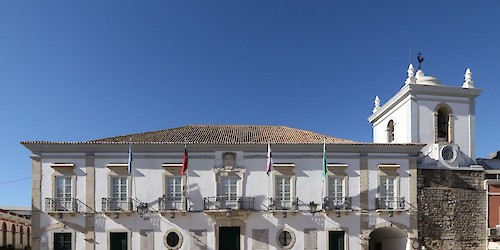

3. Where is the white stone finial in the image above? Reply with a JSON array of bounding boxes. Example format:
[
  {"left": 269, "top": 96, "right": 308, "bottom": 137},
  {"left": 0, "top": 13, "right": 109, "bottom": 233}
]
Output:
[
  {"left": 405, "top": 64, "right": 416, "bottom": 85},
  {"left": 415, "top": 69, "right": 424, "bottom": 79},
  {"left": 462, "top": 68, "right": 474, "bottom": 88},
  {"left": 373, "top": 96, "right": 380, "bottom": 113}
]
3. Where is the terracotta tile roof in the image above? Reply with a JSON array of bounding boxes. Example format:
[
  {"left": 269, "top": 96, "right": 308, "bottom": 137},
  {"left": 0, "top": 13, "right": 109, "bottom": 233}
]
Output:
[{"left": 88, "top": 125, "right": 357, "bottom": 144}]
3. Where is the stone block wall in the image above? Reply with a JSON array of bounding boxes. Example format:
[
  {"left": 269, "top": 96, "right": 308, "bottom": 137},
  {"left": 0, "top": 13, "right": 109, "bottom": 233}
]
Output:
[{"left": 417, "top": 169, "right": 486, "bottom": 250}]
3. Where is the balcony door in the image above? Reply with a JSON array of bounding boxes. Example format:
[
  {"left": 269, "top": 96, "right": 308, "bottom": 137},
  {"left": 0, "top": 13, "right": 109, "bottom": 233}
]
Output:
[
  {"left": 275, "top": 176, "right": 292, "bottom": 209},
  {"left": 219, "top": 227, "right": 240, "bottom": 250},
  {"left": 111, "top": 176, "right": 129, "bottom": 210},
  {"left": 328, "top": 177, "right": 344, "bottom": 208},
  {"left": 166, "top": 176, "right": 183, "bottom": 210},
  {"left": 220, "top": 177, "right": 238, "bottom": 209},
  {"left": 55, "top": 176, "right": 73, "bottom": 211},
  {"left": 379, "top": 176, "right": 396, "bottom": 209}
]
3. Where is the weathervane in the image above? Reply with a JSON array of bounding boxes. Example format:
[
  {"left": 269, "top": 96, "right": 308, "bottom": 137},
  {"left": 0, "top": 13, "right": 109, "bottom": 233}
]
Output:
[{"left": 417, "top": 52, "right": 424, "bottom": 70}]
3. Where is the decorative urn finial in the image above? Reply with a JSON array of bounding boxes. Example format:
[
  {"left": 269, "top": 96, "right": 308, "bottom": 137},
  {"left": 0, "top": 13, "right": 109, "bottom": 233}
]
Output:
[
  {"left": 373, "top": 96, "right": 381, "bottom": 113},
  {"left": 405, "top": 64, "right": 416, "bottom": 85},
  {"left": 462, "top": 68, "right": 474, "bottom": 88}
]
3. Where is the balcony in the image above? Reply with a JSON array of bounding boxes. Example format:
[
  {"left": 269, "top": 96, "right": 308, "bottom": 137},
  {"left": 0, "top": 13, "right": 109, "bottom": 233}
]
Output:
[
  {"left": 323, "top": 196, "right": 352, "bottom": 210},
  {"left": 375, "top": 197, "right": 405, "bottom": 210},
  {"left": 268, "top": 197, "right": 298, "bottom": 211},
  {"left": 102, "top": 197, "right": 134, "bottom": 213},
  {"left": 45, "top": 198, "right": 90, "bottom": 215},
  {"left": 159, "top": 197, "right": 187, "bottom": 218},
  {"left": 204, "top": 196, "right": 254, "bottom": 211}
]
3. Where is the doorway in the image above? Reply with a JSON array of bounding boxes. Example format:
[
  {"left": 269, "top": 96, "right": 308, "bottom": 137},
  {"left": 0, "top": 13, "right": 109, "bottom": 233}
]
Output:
[
  {"left": 328, "top": 231, "right": 345, "bottom": 250},
  {"left": 219, "top": 226, "right": 240, "bottom": 250},
  {"left": 110, "top": 232, "right": 128, "bottom": 250},
  {"left": 369, "top": 227, "right": 407, "bottom": 250}
]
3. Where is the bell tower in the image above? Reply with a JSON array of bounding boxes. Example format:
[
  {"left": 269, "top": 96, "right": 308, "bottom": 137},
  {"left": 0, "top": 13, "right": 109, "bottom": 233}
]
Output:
[{"left": 368, "top": 65, "right": 481, "bottom": 168}]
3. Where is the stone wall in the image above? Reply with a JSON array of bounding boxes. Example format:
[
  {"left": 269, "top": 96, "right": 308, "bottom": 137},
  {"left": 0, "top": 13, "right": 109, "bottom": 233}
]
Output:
[{"left": 417, "top": 169, "right": 486, "bottom": 250}]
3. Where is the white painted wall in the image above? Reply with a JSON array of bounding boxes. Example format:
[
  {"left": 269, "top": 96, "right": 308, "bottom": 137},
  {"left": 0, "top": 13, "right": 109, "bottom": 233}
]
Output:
[
  {"left": 372, "top": 96, "right": 412, "bottom": 143},
  {"left": 38, "top": 148, "right": 416, "bottom": 250}
]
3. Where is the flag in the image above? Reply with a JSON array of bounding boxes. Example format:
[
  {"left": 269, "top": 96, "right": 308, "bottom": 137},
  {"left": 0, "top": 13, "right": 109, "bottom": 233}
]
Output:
[
  {"left": 181, "top": 144, "right": 188, "bottom": 175},
  {"left": 128, "top": 143, "right": 133, "bottom": 175},
  {"left": 266, "top": 143, "right": 273, "bottom": 175},
  {"left": 322, "top": 139, "right": 327, "bottom": 177}
]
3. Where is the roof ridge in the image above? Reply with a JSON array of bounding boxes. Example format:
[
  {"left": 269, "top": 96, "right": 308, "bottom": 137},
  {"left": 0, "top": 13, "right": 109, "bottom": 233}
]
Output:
[{"left": 28, "top": 124, "right": 358, "bottom": 144}]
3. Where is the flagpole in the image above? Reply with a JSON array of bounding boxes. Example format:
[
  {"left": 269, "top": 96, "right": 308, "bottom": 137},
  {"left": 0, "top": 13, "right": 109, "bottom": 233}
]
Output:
[
  {"left": 128, "top": 139, "right": 136, "bottom": 200},
  {"left": 321, "top": 138, "right": 326, "bottom": 204},
  {"left": 182, "top": 140, "right": 190, "bottom": 211},
  {"left": 266, "top": 142, "right": 272, "bottom": 209}
]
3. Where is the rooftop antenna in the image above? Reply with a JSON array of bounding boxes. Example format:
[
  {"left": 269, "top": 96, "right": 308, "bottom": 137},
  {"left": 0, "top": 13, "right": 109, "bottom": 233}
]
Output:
[{"left": 417, "top": 52, "right": 424, "bottom": 70}]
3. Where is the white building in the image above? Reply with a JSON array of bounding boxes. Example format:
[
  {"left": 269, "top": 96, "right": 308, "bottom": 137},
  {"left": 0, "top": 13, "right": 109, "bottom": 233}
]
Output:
[{"left": 22, "top": 65, "right": 482, "bottom": 250}]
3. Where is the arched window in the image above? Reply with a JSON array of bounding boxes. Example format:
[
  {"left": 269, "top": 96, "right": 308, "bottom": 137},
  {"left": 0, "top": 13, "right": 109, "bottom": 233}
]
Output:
[
  {"left": 27, "top": 227, "right": 31, "bottom": 246},
  {"left": 435, "top": 105, "right": 453, "bottom": 143},
  {"left": 11, "top": 224, "right": 16, "bottom": 247},
  {"left": 19, "top": 226, "right": 23, "bottom": 246},
  {"left": 1, "top": 222, "right": 6, "bottom": 246},
  {"left": 387, "top": 120, "right": 395, "bottom": 142}
]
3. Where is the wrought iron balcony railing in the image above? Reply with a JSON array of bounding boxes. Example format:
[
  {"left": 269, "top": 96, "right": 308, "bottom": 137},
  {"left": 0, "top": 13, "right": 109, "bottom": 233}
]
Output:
[
  {"left": 102, "top": 197, "right": 134, "bottom": 212},
  {"left": 204, "top": 196, "right": 254, "bottom": 211},
  {"left": 323, "top": 196, "right": 352, "bottom": 210},
  {"left": 159, "top": 197, "right": 187, "bottom": 211},
  {"left": 45, "top": 198, "right": 90, "bottom": 213},
  {"left": 375, "top": 197, "right": 405, "bottom": 210},
  {"left": 268, "top": 197, "right": 298, "bottom": 211}
]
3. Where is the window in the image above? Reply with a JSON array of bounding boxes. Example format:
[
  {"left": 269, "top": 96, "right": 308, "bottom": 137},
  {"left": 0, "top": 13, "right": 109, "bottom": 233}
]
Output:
[
  {"left": 166, "top": 232, "right": 179, "bottom": 247},
  {"left": 1, "top": 222, "right": 6, "bottom": 246},
  {"left": 111, "top": 176, "right": 129, "bottom": 210},
  {"left": 435, "top": 105, "right": 453, "bottom": 143},
  {"left": 166, "top": 177, "right": 183, "bottom": 201},
  {"left": 55, "top": 176, "right": 73, "bottom": 211},
  {"left": 210, "top": 152, "right": 247, "bottom": 210},
  {"left": 19, "top": 226, "right": 23, "bottom": 246},
  {"left": 163, "top": 229, "right": 183, "bottom": 249},
  {"left": 328, "top": 176, "right": 345, "bottom": 208},
  {"left": 378, "top": 176, "right": 398, "bottom": 209},
  {"left": 275, "top": 176, "right": 292, "bottom": 209},
  {"left": 324, "top": 164, "right": 349, "bottom": 210},
  {"left": 387, "top": 120, "right": 395, "bottom": 142},
  {"left": 11, "top": 225, "right": 15, "bottom": 247},
  {"left": 220, "top": 176, "right": 238, "bottom": 208},
  {"left": 165, "top": 176, "right": 184, "bottom": 210},
  {"left": 54, "top": 232, "right": 72, "bottom": 250},
  {"left": 276, "top": 229, "right": 296, "bottom": 249}
]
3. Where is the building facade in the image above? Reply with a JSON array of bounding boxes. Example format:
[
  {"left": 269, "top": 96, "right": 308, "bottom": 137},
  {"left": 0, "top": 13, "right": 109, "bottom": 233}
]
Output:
[
  {"left": 478, "top": 152, "right": 500, "bottom": 249},
  {"left": 0, "top": 207, "right": 31, "bottom": 249},
  {"left": 23, "top": 126, "right": 422, "bottom": 250},
  {"left": 23, "top": 65, "right": 486, "bottom": 250}
]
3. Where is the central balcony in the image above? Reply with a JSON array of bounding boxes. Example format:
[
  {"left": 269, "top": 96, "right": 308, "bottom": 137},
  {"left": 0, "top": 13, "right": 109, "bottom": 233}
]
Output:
[
  {"left": 268, "top": 197, "right": 298, "bottom": 211},
  {"left": 204, "top": 196, "right": 254, "bottom": 211}
]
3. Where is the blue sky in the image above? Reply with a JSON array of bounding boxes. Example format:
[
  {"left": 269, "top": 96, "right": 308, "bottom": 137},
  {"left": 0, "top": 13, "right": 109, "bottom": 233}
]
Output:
[{"left": 1, "top": 1, "right": 499, "bottom": 206}]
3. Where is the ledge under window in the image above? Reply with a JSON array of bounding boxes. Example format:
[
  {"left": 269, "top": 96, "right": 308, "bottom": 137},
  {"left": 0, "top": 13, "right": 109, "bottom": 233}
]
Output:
[
  {"left": 106, "top": 163, "right": 129, "bottom": 168},
  {"left": 273, "top": 163, "right": 295, "bottom": 168},
  {"left": 327, "top": 163, "right": 348, "bottom": 169},
  {"left": 50, "top": 163, "right": 75, "bottom": 169},
  {"left": 162, "top": 163, "right": 183, "bottom": 168},
  {"left": 378, "top": 164, "right": 400, "bottom": 170}
]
